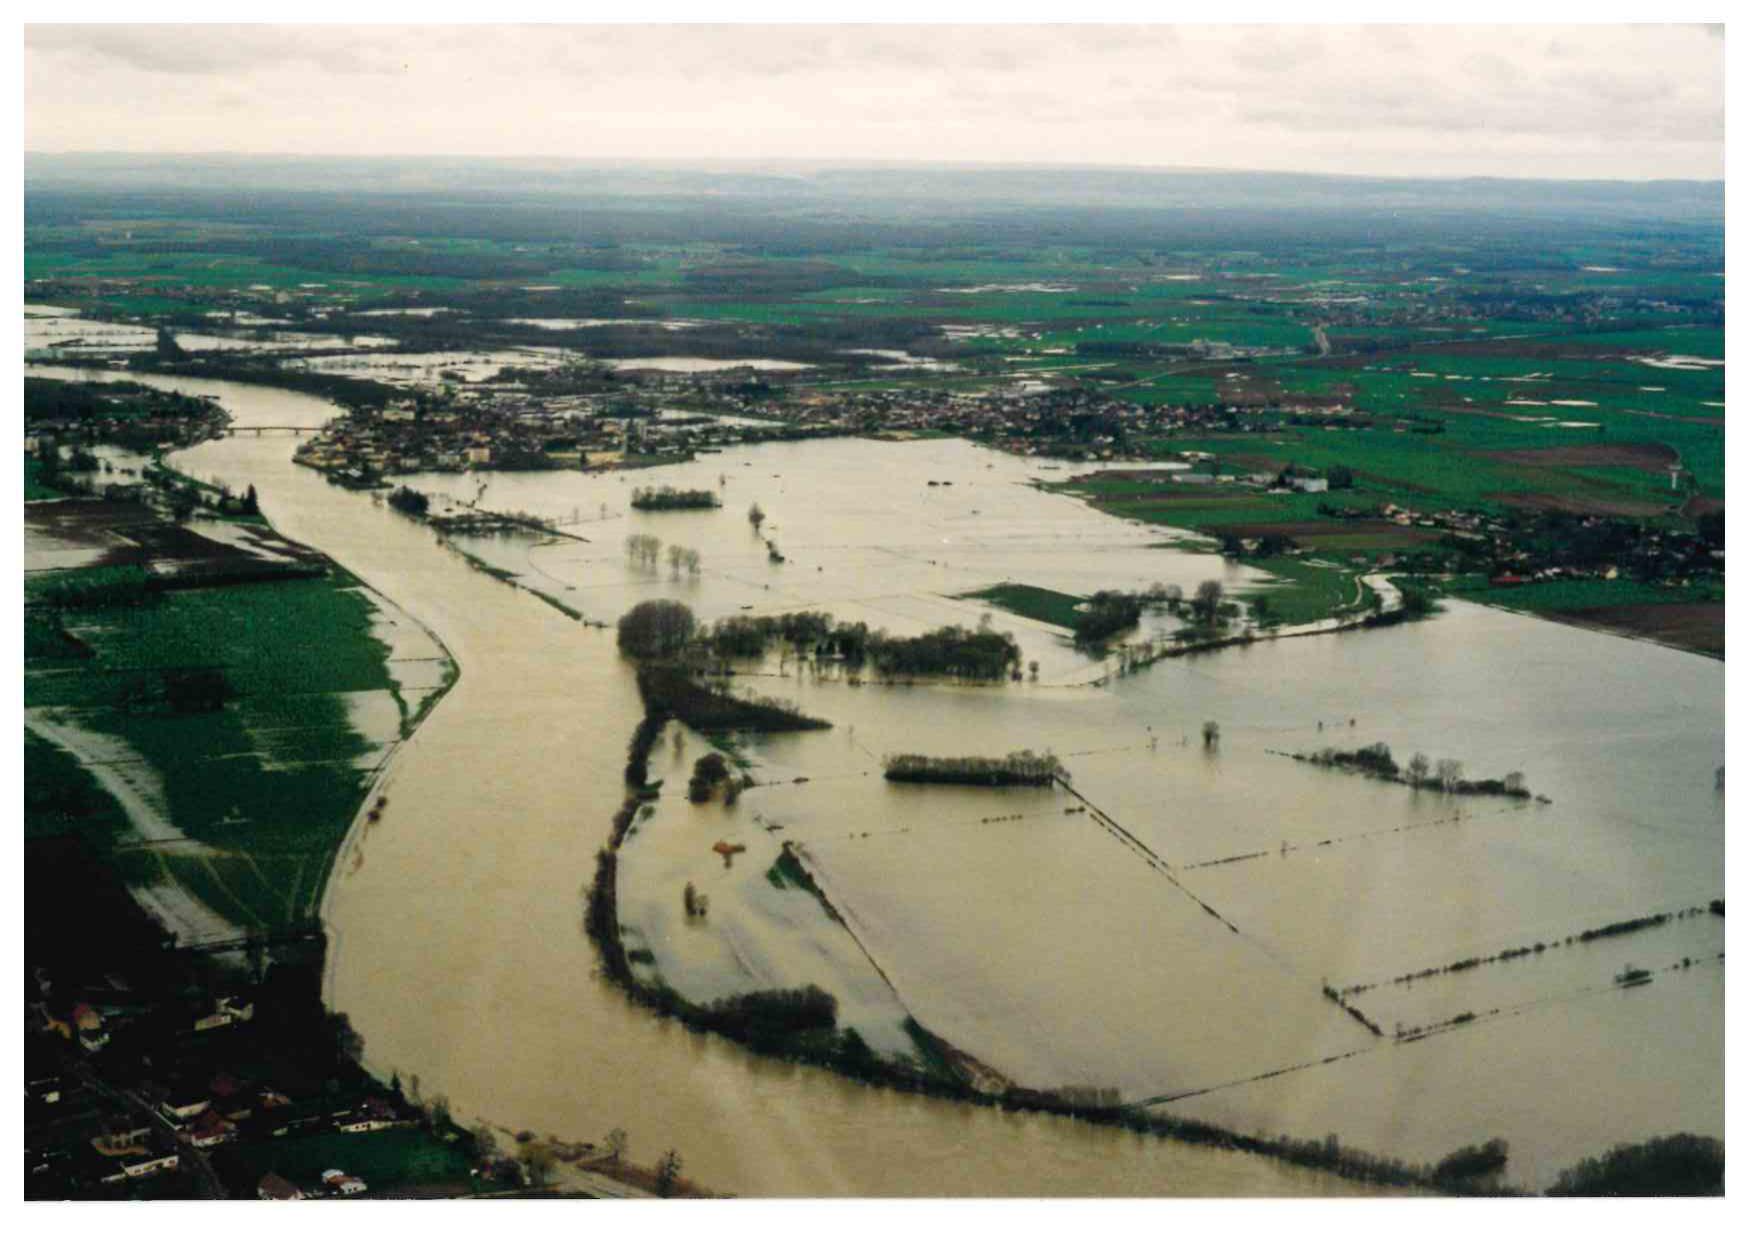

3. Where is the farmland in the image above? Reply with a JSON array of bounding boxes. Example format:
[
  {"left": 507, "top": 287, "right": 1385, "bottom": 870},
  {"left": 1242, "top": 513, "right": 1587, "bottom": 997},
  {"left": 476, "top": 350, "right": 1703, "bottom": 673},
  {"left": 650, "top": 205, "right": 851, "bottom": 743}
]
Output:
[
  {"left": 24, "top": 507, "right": 453, "bottom": 937},
  {"left": 20, "top": 162, "right": 1725, "bottom": 1195}
]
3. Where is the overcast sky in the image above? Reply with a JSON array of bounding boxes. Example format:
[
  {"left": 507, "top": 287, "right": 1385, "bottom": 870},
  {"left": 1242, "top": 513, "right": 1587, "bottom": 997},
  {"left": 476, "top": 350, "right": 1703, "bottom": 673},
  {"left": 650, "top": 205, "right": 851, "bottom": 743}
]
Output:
[{"left": 22, "top": 23, "right": 1725, "bottom": 180}]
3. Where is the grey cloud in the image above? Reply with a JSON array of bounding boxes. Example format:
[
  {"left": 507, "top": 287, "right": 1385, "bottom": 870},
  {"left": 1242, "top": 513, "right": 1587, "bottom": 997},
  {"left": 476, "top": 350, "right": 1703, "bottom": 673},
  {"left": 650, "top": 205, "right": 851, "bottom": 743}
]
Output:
[{"left": 23, "top": 23, "right": 1723, "bottom": 180}]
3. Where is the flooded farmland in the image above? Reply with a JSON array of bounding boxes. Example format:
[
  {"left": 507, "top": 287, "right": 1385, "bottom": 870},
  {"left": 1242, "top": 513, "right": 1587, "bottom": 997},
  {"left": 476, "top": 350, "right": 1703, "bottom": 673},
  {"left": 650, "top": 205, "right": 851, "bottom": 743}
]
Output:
[{"left": 28, "top": 363, "right": 1724, "bottom": 1194}]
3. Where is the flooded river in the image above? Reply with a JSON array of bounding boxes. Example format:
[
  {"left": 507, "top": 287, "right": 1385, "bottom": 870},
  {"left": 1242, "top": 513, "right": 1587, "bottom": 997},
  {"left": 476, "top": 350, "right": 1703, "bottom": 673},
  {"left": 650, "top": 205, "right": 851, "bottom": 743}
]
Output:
[
  {"left": 29, "top": 363, "right": 1724, "bottom": 1193},
  {"left": 31, "top": 365, "right": 1356, "bottom": 1195}
]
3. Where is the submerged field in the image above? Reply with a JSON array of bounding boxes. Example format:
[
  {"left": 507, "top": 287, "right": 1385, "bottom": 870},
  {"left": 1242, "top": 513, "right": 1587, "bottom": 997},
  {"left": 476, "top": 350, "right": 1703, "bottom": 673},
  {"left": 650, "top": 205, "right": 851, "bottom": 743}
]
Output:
[
  {"left": 614, "top": 590, "right": 1722, "bottom": 1189},
  {"left": 421, "top": 435, "right": 1728, "bottom": 1190}
]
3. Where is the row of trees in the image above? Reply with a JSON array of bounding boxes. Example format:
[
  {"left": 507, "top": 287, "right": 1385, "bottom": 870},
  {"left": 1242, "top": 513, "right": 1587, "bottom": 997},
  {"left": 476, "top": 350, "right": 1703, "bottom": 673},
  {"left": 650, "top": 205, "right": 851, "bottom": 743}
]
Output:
[
  {"left": 1296, "top": 742, "right": 1529, "bottom": 798},
  {"left": 625, "top": 600, "right": 1023, "bottom": 683},
  {"left": 624, "top": 533, "right": 703, "bottom": 578},
  {"left": 863, "top": 623, "right": 1021, "bottom": 681},
  {"left": 883, "top": 750, "right": 1064, "bottom": 786},
  {"left": 630, "top": 485, "right": 721, "bottom": 511},
  {"left": 625, "top": 532, "right": 663, "bottom": 570}
]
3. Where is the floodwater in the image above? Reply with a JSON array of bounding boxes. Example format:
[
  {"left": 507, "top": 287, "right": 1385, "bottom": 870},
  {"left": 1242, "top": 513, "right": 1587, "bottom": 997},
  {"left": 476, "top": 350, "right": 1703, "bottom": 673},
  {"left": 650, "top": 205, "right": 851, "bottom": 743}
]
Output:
[
  {"left": 608, "top": 356, "right": 814, "bottom": 373},
  {"left": 391, "top": 440, "right": 1718, "bottom": 1189},
  {"left": 22, "top": 306, "right": 394, "bottom": 355},
  {"left": 26, "top": 362, "right": 1724, "bottom": 1193},
  {"left": 35, "top": 363, "right": 1352, "bottom": 1195},
  {"left": 392, "top": 436, "right": 1261, "bottom": 684}
]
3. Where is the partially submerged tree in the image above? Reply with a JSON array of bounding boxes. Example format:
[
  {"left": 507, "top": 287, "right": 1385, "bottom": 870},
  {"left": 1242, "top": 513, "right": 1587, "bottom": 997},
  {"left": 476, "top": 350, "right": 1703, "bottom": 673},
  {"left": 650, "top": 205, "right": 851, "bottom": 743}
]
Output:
[
  {"left": 625, "top": 532, "right": 662, "bottom": 569},
  {"left": 655, "top": 1149, "right": 684, "bottom": 1198},
  {"left": 1193, "top": 579, "right": 1225, "bottom": 625},
  {"left": 604, "top": 1128, "right": 628, "bottom": 1163},
  {"left": 617, "top": 599, "right": 697, "bottom": 659}
]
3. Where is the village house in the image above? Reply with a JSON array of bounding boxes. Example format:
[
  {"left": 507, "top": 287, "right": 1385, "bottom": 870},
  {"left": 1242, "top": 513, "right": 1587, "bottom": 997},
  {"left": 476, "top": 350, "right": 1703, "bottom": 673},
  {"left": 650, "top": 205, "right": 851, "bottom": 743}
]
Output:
[
  {"left": 258, "top": 1172, "right": 304, "bottom": 1201},
  {"left": 335, "top": 1096, "right": 403, "bottom": 1134},
  {"left": 158, "top": 1089, "right": 211, "bottom": 1125},
  {"left": 99, "top": 1152, "right": 180, "bottom": 1185},
  {"left": 322, "top": 1168, "right": 369, "bottom": 1195}
]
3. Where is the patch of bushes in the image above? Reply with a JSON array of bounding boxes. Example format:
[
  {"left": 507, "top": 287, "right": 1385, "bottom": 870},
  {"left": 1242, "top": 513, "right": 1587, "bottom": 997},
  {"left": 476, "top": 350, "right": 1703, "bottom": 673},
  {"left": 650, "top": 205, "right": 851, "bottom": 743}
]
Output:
[
  {"left": 635, "top": 665, "right": 829, "bottom": 733},
  {"left": 387, "top": 485, "right": 430, "bottom": 517},
  {"left": 630, "top": 486, "right": 720, "bottom": 511},
  {"left": 883, "top": 750, "right": 1064, "bottom": 786},
  {"left": 866, "top": 624, "right": 1020, "bottom": 682},
  {"left": 617, "top": 599, "right": 698, "bottom": 660},
  {"left": 687, "top": 752, "right": 731, "bottom": 803},
  {"left": 1547, "top": 1134, "right": 1723, "bottom": 1196},
  {"left": 1071, "top": 591, "right": 1143, "bottom": 647}
]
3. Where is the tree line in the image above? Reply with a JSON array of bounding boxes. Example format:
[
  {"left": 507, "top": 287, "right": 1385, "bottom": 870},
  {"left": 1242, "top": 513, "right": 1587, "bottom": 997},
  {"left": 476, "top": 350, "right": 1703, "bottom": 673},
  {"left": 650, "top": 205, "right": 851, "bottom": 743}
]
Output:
[
  {"left": 630, "top": 485, "right": 721, "bottom": 511},
  {"left": 883, "top": 751, "right": 1064, "bottom": 786}
]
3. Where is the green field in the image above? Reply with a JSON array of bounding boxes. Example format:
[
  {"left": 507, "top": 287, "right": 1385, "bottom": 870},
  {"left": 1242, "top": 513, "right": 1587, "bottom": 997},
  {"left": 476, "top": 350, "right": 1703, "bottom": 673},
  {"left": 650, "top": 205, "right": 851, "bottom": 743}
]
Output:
[
  {"left": 25, "top": 565, "right": 415, "bottom": 932},
  {"left": 1445, "top": 574, "right": 1724, "bottom": 613},
  {"left": 1241, "top": 556, "right": 1373, "bottom": 626},
  {"left": 958, "top": 582, "right": 1085, "bottom": 630},
  {"left": 220, "top": 1128, "right": 475, "bottom": 1196}
]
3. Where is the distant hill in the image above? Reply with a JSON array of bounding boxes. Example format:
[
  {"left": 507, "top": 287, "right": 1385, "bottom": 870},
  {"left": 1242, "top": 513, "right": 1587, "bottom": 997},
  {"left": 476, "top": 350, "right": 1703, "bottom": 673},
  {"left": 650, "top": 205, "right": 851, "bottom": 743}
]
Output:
[{"left": 23, "top": 152, "right": 1723, "bottom": 222}]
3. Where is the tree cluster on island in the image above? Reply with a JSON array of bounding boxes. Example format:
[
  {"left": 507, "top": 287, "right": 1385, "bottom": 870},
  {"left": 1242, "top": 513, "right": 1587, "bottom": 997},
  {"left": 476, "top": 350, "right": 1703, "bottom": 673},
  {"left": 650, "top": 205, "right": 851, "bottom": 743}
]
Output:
[
  {"left": 626, "top": 600, "right": 1025, "bottom": 684},
  {"left": 387, "top": 485, "right": 430, "bottom": 516},
  {"left": 1290, "top": 742, "right": 1532, "bottom": 799},
  {"left": 630, "top": 485, "right": 721, "bottom": 511},
  {"left": 883, "top": 750, "right": 1064, "bottom": 786}
]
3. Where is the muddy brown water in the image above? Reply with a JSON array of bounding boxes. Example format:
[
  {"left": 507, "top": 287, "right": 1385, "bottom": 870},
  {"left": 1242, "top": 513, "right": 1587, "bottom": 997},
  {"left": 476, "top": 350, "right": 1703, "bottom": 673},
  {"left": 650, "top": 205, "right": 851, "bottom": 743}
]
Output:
[
  {"left": 29, "top": 361, "right": 1722, "bottom": 1193},
  {"left": 29, "top": 366, "right": 1357, "bottom": 1196}
]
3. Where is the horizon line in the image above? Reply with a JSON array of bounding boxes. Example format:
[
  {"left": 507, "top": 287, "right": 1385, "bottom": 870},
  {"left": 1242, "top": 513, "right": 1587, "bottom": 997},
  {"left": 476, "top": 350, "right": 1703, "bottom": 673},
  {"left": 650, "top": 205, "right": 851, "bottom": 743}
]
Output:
[{"left": 22, "top": 150, "right": 1724, "bottom": 188}]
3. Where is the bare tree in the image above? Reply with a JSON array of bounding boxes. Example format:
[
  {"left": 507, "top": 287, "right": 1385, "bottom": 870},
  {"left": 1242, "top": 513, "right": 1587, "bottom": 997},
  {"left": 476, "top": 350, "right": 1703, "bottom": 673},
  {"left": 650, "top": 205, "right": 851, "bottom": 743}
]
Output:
[
  {"left": 1193, "top": 579, "right": 1225, "bottom": 624},
  {"left": 1435, "top": 758, "right": 1465, "bottom": 791},
  {"left": 1407, "top": 752, "right": 1431, "bottom": 787}
]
